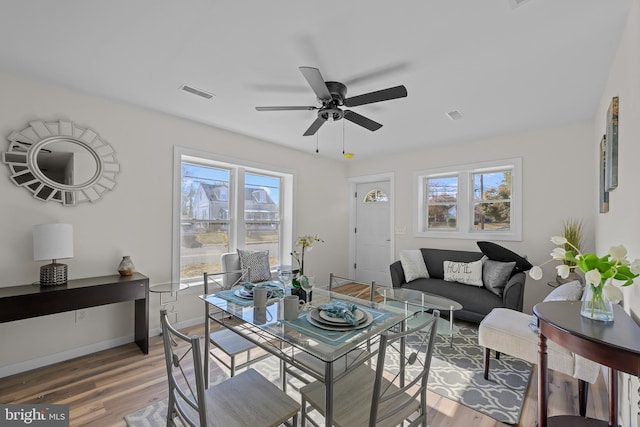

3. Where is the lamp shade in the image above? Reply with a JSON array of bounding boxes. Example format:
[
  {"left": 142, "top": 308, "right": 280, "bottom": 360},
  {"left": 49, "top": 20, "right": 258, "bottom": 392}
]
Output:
[{"left": 33, "top": 223, "right": 74, "bottom": 261}]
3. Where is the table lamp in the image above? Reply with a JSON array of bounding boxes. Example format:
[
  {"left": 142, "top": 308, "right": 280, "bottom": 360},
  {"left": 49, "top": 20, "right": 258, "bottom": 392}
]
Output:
[{"left": 33, "top": 223, "right": 74, "bottom": 286}]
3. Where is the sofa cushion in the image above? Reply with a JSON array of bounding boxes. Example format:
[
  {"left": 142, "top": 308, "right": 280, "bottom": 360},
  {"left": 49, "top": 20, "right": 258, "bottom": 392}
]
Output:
[
  {"left": 546, "top": 280, "right": 583, "bottom": 301},
  {"left": 237, "top": 249, "right": 272, "bottom": 282},
  {"left": 483, "top": 260, "right": 516, "bottom": 296},
  {"left": 477, "top": 241, "right": 532, "bottom": 275},
  {"left": 399, "top": 250, "right": 429, "bottom": 282},
  {"left": 529, "top": 280, "right": 584, "bottom": 331},
  {"left": 403, "top": 277, "right": 503, "bottom": 323},
  {"left": 443, "top": 259, "right": 483, "bottom": 286}
]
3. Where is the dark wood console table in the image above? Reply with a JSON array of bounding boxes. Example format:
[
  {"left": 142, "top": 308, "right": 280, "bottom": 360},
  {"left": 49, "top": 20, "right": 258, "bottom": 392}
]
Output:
[
  {"left": 534, "top": 301, "right": 640, "bottom": 427},
  {"left": 0, "top": 273, "right": 149, "bottom": 354}
]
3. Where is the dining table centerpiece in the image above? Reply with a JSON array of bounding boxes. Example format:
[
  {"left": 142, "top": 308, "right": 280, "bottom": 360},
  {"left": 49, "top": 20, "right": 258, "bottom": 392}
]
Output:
[
  {"left": 529, "top": 236, "right": 640, "bottom": 321},
  {"left": 291, "top": 234, "right": 323, "bottom": 301}
]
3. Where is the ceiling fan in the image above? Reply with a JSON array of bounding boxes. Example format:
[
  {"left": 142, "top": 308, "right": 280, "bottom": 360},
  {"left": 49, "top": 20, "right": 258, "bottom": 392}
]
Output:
[{"left": 255, "top": 66, "right": 408, "bottom": 136}]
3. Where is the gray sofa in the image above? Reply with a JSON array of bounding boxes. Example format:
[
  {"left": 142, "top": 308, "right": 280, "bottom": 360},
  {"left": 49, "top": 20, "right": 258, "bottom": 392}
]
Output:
[{"left": 390, "top": 248, "right": 526, "bottom": 324}]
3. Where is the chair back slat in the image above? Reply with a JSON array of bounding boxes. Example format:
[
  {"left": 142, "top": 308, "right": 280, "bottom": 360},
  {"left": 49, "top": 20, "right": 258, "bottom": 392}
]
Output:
[
  {"left": 160, "top": 309, "right": 207, "bottom": 427},
  {"left": 370, "top": 310, "right": 439, "bottom": 427}
]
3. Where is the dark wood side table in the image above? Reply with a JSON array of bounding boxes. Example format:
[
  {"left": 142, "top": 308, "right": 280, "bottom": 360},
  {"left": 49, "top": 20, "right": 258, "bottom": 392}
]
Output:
[
  {"left": 0, "top": 273, "right": 149, "bottom": 354},
  {"left": 534, "top": 301, "right": 640, "bottom": 427}
]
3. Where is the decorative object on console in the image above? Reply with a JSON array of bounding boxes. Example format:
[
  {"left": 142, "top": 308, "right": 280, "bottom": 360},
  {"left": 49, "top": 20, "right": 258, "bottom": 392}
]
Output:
[
  {"left": 556, "top": 218, "right": 584, "bottom": 284},
  {"left": 291, "top": 234, "right": 323, "bottom": 293},
  {"left": 529, "top": 236, "right": 639, "bottom": 321},
  {"left": 118, "top": 255, "right": 136, "bottom": 276},
  {"left": 2, "top": 119, "right": 120, "bottom": 206},
  {"left": 33, "top": 223, "right": 74, "bottom": 286}
]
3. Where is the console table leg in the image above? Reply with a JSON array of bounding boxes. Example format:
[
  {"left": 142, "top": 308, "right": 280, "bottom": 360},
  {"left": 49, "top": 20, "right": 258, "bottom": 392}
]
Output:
[
  {"left": 609, "top": 368, "right": 618, "bottom": 427},
  {"left": 538, "top": 332, "right": 548, "bottom": 427}
]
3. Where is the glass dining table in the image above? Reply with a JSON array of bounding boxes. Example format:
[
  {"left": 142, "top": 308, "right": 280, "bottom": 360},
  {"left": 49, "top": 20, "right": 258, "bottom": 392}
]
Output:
[{"left": 201, "top": 285, "right": 422, "bottom": 427}]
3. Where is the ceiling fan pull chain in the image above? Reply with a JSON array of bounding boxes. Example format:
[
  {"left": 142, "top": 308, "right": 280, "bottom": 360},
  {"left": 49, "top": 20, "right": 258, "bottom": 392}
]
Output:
[
  {"left": 316, "top": 131, "right": 319, "bottom": 153},
  {"left": 342, "top": 120, "right": 345, "bottom": 155}
]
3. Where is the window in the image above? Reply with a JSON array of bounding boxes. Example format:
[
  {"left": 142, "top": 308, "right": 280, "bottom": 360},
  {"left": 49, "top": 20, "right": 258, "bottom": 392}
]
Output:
[
  {"left": 363, "top": 189, "right": 389, "bottom": 203},
  {"left": 426, "top": 175, "right": 458, "bottom": 230},
  {"left": 415, "top": 158, "right": 522, "bottom": 241},
  {"left": 173, "top": 147, "right": 293, "bottom": 284}
]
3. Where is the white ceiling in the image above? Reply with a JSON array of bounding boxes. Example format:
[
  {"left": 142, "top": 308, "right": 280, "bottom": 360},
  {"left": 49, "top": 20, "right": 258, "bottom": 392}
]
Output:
[{"left": 0, "top": 0, "right": 632, "bottom": 160}]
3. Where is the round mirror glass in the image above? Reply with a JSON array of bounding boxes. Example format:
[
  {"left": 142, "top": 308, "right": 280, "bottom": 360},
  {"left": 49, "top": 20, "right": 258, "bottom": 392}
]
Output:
[{"left": 36, "top": 139, "right": 99, "bottom": 188}]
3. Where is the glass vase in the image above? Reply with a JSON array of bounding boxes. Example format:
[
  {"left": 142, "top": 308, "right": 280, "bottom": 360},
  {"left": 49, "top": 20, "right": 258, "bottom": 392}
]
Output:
[{"left": 580, "top": 283, "right": 614, "bottom": 321}]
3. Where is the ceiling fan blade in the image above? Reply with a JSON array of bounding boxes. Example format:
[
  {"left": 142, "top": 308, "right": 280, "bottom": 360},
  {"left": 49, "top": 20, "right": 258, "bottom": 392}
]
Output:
[
  {"left": 256, "top": 106, "right": 317, "bottom": 111},
  {"left": 342, "top": 62, "right": 409, "bottom": 87},
  {"left": 343, "top": 110, "right": 383, "bottom": 131},
  {"left": 303, "top": 117, "right": 327, "bottom": 136},
  {"left": 299, "top": 66, "right": 332, "bottom": 101},
  {"left": 344, "top": 85, "right": 408, "bottom": 108}
]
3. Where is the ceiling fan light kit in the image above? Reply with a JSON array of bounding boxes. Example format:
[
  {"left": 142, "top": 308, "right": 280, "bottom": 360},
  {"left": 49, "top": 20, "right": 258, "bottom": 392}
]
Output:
[{"left": 256, "top": 66, "right": 407, "bottom": 137}]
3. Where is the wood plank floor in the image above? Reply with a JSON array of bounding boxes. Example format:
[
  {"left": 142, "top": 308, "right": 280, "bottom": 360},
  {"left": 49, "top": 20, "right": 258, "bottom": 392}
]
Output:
[{"left": 0, "top": 319, "right": 608, "bottom": 427}]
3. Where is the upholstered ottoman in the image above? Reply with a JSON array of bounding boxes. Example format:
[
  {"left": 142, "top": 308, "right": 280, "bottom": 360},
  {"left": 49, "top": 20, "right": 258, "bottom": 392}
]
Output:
[{"left": 478, "top": 307, "right": 600, "bottom": 416}]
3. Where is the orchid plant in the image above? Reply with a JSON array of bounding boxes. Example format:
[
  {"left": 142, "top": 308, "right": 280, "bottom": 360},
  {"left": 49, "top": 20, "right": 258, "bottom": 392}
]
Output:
[
  {"left": 529, "top": 236, "right": 640, "bottom": 317},
  {"left": 291, "top": 234, "right": 323, "bottom": 288}
]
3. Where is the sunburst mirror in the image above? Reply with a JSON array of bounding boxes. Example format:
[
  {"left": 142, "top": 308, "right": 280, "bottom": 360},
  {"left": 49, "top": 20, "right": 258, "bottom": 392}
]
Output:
[{"left": 2, "top": 120, "right": 119, "bottom": 206}]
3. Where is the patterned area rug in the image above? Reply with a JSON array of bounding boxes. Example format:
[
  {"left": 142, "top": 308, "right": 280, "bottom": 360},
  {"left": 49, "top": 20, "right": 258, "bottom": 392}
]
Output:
[
  {"left": 125, "top": 326, "right": 531, "bottom": 426},
  {"left": 428, "top": 326, "right": 532, "bottom": 425}
]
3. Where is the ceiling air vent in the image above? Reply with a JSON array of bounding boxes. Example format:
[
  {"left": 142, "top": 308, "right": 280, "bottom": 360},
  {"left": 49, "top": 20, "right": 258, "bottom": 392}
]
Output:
[
  {"left": 446, "top": 110, "right": 463, "bottom": 121},
  {"left": 180, "top": 84, "right": 215, "bottom": 100}
]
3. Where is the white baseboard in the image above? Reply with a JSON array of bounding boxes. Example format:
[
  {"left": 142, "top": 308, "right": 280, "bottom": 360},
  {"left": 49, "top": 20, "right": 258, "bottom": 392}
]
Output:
[
  {"left": 1, "top": 315, "right": 207, "bottom": 378},
  {"left": 0, "top": 335, "right": 134, "bottom": 378}
]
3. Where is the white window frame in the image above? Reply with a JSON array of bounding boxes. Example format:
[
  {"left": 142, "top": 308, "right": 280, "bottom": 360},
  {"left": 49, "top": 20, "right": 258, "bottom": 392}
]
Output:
[
  {"left": 414, "top": 158, "right": 522, "bottom": 241},
  {"left": 172, "top": 146, "right": 295, "bottom": 285}
]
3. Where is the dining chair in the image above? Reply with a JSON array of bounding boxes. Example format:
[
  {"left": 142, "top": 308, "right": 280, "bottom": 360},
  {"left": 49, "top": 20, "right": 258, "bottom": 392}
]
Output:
[
  {"left": 299, "top": 310, "right": 440, "bottom": 427},
  {"left": 160, "top": 309, "right": 300, "bottom": 427},
  {"left": 203, "top": 269, "right": 271, "bottom": 387}
]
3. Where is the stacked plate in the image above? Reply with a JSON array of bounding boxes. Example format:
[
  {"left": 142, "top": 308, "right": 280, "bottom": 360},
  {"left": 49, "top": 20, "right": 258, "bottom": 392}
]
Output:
[
  {"left": 234, "top": 286, "right": 280, "bottom": 299},
  {"left": 307, "top": 307, "right": 374, "bottom": 331},
  {"left": 234, "top": 288, "right": 255, "bottom": 299}
]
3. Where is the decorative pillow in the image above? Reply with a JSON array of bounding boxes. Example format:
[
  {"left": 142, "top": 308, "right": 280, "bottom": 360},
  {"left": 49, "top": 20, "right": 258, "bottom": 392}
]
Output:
[
  {"left": 443, "top": 260, "right": 483, "bottom": 287},
  {"left": 399, "top": 250, "right": 429, "bottom": 282},
  {"left": 483, "top": 260, "right": 516, "bottom": 296},
  {"left": 477, "top": 241, "right": 533, "bottom": 275},
  {"left": 545, "top": 280, "right": 583, "bottom": 302},
  {"left": 530, "top": 280, "right": 584, "bottom": 332},
  {"left": 237, "top": 249, "right": 272, "bottom": 282}
]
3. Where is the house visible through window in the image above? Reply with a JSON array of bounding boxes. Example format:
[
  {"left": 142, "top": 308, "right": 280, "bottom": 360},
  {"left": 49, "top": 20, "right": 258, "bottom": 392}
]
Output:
[
  {"left": 415, "top": 158, "right": 522, "bottom": 241},
  {"left": 173, "top": 148, "right": 293, "bottom": 284}
]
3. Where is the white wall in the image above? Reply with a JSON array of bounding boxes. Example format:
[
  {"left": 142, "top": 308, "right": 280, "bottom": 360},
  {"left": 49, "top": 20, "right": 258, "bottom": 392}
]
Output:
[
  {"left": 347, "top": 122, "right": 596, "bottom": 313},
  {"left": 594, "top": 0, "right": 640, "bottom": 424},
  {"left": 0, "top": 72, "right": 349, "bottom": 376}
]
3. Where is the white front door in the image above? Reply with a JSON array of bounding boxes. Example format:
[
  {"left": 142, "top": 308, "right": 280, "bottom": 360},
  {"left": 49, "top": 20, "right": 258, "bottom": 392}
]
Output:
[{"left": 354, "top": 181, "right": 392, "bottom": 285}]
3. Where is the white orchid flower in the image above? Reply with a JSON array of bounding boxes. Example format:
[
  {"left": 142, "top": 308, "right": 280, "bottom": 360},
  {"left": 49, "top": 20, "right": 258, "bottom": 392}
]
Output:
[
  {"left": 631, "top": 259, "right": 640, "bottom": 275},
  {"left": 603, "top": 284, "right": 624, "bottom": 304},
  {"left": 609, "top": 245, "right": 628, "bottom": 263},
  {"left": 585, "top": 269, "right": 602, "bottom": 287},
  {"left": 551, "top": 236, "right": 567, "bottom": 245},
  {"left": 550, "top": 248, "right": 566, "bottom": 260},
  {"left": 556, "top": 264, "right": 570, "bottom": 279},
  {"left": 529, "top": 266, "right": 543, "bottom": 280}
]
